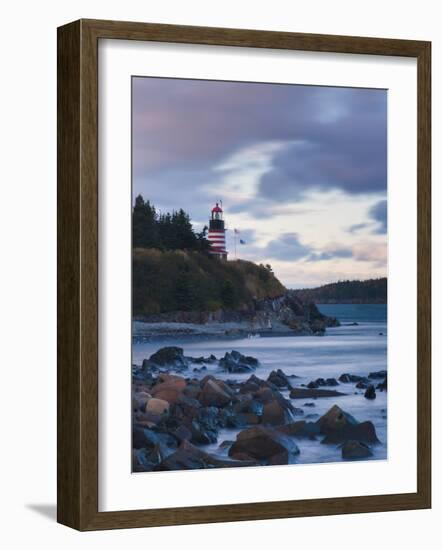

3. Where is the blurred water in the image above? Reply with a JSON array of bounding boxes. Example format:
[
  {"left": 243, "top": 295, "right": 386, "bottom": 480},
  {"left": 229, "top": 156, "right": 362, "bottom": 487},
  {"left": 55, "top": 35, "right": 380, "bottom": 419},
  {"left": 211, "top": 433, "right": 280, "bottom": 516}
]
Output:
[{"left": 132, "top": 304, "right": 387, "bottom": 464}]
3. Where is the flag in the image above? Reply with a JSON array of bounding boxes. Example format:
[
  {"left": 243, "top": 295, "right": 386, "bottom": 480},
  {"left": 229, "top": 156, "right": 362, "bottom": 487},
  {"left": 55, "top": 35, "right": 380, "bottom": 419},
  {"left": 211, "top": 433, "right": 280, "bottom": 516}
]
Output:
[{"left": 240, "top": 239, "right": 246, "bottom": 245}]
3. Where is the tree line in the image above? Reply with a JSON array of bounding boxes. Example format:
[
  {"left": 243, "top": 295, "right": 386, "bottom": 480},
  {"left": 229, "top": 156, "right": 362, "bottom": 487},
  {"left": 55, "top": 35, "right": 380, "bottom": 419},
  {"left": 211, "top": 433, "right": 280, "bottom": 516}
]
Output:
[
  {"left": 133, "top": 195, "right": 210, "bottom": 253},
  {"left": 293, "top": 278, "right": 387, "bottom": 304}
]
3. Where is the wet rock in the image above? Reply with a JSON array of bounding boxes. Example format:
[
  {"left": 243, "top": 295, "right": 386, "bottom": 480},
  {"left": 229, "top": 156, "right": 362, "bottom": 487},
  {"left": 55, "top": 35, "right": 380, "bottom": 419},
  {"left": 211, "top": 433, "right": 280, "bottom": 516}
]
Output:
[
  {"left": 339, "top": 373, "right": 365, "bottom": 383},
  {"left": 262, "top": 398, "right": 297, "bottom": 425},
  {"left": 364, "top": 384, "right": 376, "bottom": 399},
  {"left": 341, "top": 440, "right": 373, "bottom": 459},
  {"left": 151, "top": 375, "right": 187, "bottom": 404},
  {"left": 148, "top": 347, "right": 189, "bottom": 369},
  {"left": 145, "top": 397, "right": 170, "bottom": 416},
  {"left": 290, "top": 387, "right": 346, "bottom": 399},
  {"left": 307, "top": 377, "right": 339, "bottom": 388},
  {"left": 377, "top": 377, "right": 387, "bottom": 391},
  {"left": 355, "top": 380, "right": 369, "bottom": 389},
  {"left": 190, "top": 419, "right": 218, "bottom": 444},
  {"left": 229, "top": 426, "right": 300, "bottom": 464},
  {"left": 199, "top": 378, "right": 233, "bottom": 408},
  {"left": 254, "top": 386, "right": 279, "bottom": 404},
  {"left": 219, "top": 350, "right": 259, "bottom": 373},
  {"left": 171, "top": 424, "right": 192, "bottom": 443},
  {"left": 368, "top": 370, "right": 387, "bottom": 379},
  {"left": 155, "top": 440, "right": 257, "bottom": 470},
  {"left": 316, "top": 404, "right": 357, "bottom": 433},
  {"left": 191, "top": 354, "right": 217, "bottom": 364},
  {"left": 267, "top": 369, "right": 294, "bottom": 389},
  {"left": 132, "top": 391, "right": 152, "bottom": 412},
  {"left": 232, "top": 394, "right": 264, "bottom": 416},
  {"left": 277, "top": 420, "right": 320, "bottom": 439},
  {"left": 239, "top": 374, "right": 269, "bottom": 394},
  {"left": 317, "top": 405, "right": 379, "bottom": 444},
  {"left": 303, "top": 402, "right": 316, "bottom": 407}
]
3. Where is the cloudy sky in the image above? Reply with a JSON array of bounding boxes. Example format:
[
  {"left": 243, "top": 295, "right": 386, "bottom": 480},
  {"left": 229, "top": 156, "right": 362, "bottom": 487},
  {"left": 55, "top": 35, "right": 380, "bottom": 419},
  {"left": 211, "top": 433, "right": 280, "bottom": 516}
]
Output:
[{"left": 132, "top": 77, "right": 387, "bottom": 288}]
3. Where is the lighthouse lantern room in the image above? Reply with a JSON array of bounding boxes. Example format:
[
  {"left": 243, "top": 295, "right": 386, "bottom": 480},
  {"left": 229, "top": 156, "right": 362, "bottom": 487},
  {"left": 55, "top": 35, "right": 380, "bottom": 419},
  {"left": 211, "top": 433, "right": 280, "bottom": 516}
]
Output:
[{"left": 208, "top": 203, "right": 228, "bottom": 260}]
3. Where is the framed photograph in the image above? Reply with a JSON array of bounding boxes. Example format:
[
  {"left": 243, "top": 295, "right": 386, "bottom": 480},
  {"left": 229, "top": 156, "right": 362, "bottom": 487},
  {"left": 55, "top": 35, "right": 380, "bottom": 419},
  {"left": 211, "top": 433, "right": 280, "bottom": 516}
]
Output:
[{"left": 57, "top": 19, "right": 431, "bottom": 530}]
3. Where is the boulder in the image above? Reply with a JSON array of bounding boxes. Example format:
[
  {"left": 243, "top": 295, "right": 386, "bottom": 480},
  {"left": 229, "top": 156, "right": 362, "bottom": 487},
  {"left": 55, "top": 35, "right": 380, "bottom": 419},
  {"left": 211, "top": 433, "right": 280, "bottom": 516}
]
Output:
[
  {"left": 132, "top": 391, "right": 152, "bottom": 412},
  {"left": 199, "top": 378, "right": 233, "bottom": 408},
  {"left": 190, "top": 419, "right": 218, "bottom": 444},
  {"left": 228, "top": 426, "right": 300, "bottom": 464},
  {"left": 376, "top": 377, "right": 387, "bottom": 391},
  {"left": 267, "top": 369, "right": 294, "bottom": 389},
  {"left": 364, "top": 384, "right": 376, "bottom": 400},
  {"left": 368, "top": 370, "right": 387, "bottom": 379},
  {"left": 277, "top": 420, "right": 320, "bottom": 439},
  {"left": 219, "top": 350, "right": 259, "bottom": 373},
  {"left": 232, "top": 394, "right": 264, "bottom": 416},
  {"left": 290, "top": 387, "right": 346, "bottom": 399},
  {"left": 148, "top": 346, "right": 188, "bottom": 369},
  {"left": 254, "top": 386, "right": 280, "bottom": 404},
  {"left": 151, "top": 376, "right": 187, "bottom": 404},
  {"left": 262, "top": 398, "right": 296, "bottom": 425},
  {"left": 145, "top": 397, "right": 169, "bottom": 416},
  {"left": 239, "top": 374, "right": 269, "bottom": 394},
  {"left": 307, "top": 377, "right": 339, "bottom": 389},
  {"left": 339, "top": 373, "right": 365, "bottom": 383},
  {"left": 341, "top": 440, "right": 373, "bottom": 459},
  {"left": 316, "top": 404, "right": 357, "bottom": 433},
  {"left": 155, "top": 440, "right": 257, "bottom": 471},
  {"left": 317, "top": 405, "right": 379, "bottom": 444}
]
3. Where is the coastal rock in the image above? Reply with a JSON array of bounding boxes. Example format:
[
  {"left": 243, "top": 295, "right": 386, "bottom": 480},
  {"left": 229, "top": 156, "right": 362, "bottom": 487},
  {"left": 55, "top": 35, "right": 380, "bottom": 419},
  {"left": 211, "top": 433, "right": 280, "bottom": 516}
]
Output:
[
  {"left": 316, "top": 404, "right": 357, "bottom": 433},
  {"left": 339, "top": 373, "right": 365, "bottom": 383},
  {"left": 155, "top": 440, "right": 258, "bottom": 471},
  {"left": 267, "top": 369, "right": 294, "bottom": 389},
  {"left": 277, "top": 420, "right": 320, "bottom": 439},
  {"left": 341, "top": 440, "right": 373, "bottom": 459},
  {"left": 240, "top": 374, "right": 269, "bottom": 394},
  {"left": 145, "top": 397, "right": 170, "bottom": 416},
  {"left": 307, "top": 377, "right": 339, "bottom": 388},
  {"left": 290, "top": 387, "right": 346, "bottom": 399},
  {"left": 199, "top": 378, "right": 233, "bottom": 408},
  {"left": 219, "top": 350, "right": 259, "bottom": 373},
  {"left": 262, "top": 398, "right": 297, "bottom": 425},
  {"left": 132, "top": 391, "right": 152, "bottom": 412},
  {"left": 364, "top": 385, "right": 376, "bottom": 399},
  {"left": 148, "top": 346, "right": 189, "bottom": 369},
  {"left": 377, "top": 377, "right": 387, "bottom": 391},
  {"left": 190, "top": 419, "right": 218, "bottom": 444},
  {"left": 368, "top": 370, "right": 387, "bottom": 379},
  {"left": 151, "top": 375, "right": 187, "bottom": 404},
  {"left": 232, "top": 394, "right": 264, "bottom": 416},
  {"left": 228, "top": 426, "right": 300, "bottom": 464},
  {"left": 317, "top": 405, "right": 379, "bottom": 444}
]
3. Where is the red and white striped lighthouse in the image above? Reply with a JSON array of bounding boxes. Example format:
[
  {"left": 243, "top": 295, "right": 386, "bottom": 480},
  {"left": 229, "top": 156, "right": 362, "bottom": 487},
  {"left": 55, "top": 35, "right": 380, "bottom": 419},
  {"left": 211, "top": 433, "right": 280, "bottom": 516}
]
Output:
[{"left": 208, "top": 203, "right": 228, "bottom": 260}]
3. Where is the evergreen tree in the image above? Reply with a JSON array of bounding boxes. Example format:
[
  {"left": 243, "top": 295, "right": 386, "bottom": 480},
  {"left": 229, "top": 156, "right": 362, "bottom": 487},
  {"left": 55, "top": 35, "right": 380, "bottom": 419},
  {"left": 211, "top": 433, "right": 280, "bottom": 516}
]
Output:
[
  {"left": 174, "top": 266, "right": 197, "bottom": 311},
  {"left": 220, "top": 279, "right": 236, "bottom": 308},
  {"left": 132, "top": 195, "right": 159, "bottom": 248}
]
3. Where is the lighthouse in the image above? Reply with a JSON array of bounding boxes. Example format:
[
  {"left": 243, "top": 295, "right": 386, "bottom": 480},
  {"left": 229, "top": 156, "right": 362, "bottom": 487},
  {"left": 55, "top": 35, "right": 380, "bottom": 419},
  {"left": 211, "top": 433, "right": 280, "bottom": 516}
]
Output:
[{"left": 208, "top": 203, "right": 228, "bottom": 260}]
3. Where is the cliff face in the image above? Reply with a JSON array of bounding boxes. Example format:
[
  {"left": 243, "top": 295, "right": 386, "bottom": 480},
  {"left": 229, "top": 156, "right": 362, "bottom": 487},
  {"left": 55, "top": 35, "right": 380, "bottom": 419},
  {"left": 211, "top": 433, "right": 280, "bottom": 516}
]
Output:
[
  {"left": 135, "top": 291, "right": 339, "bottom": 335},
  {"left": 133, "top": 249, "right": 339, "bottom": 335}
]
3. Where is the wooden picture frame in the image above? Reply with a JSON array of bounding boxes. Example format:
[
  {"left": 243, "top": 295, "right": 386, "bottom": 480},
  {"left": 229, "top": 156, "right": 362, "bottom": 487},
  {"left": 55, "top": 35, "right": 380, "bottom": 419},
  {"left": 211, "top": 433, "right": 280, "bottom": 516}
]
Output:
[{"left": 57, "top": 19, "right": 431, "bottom": 531}]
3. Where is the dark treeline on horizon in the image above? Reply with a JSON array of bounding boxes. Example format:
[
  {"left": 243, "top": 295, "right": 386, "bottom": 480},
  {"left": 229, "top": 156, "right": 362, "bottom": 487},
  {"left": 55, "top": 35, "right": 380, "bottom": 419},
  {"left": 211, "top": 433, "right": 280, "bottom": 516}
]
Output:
[
  {"left": 133, "top": 195, "right": 210, "bottom": 253},
  {"left": 293, "top": 278, "right": 387, "bottom": 304}
]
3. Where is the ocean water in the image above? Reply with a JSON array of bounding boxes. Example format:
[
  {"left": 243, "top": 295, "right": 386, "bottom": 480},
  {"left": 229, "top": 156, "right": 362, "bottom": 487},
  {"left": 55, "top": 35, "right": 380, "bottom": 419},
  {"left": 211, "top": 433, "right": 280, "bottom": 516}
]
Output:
[{"left": 132, "top": 304, "right": 387, "bottom": 464}]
